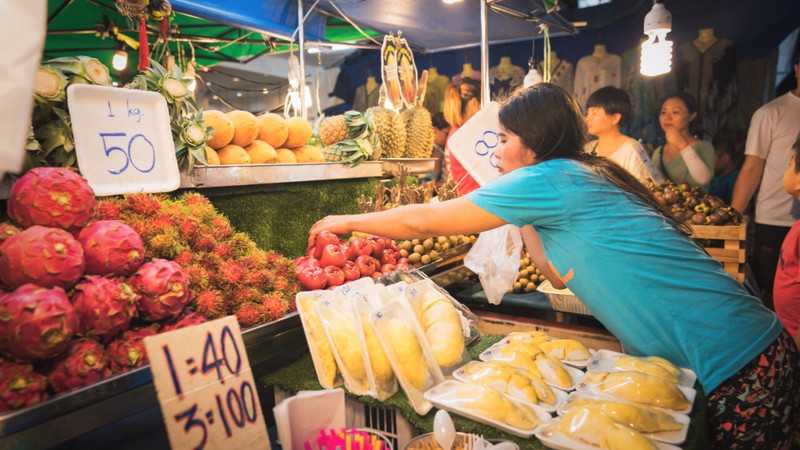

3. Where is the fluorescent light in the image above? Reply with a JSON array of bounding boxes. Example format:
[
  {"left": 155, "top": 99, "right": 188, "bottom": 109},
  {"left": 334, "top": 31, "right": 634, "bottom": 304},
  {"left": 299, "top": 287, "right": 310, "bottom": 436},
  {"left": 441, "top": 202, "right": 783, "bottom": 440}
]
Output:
[
  {"left": 443, "top": 0, "right": 463, "bottom": 4},
  {"left": 641, "top": 2, "right": 673, "bottom": 77}
]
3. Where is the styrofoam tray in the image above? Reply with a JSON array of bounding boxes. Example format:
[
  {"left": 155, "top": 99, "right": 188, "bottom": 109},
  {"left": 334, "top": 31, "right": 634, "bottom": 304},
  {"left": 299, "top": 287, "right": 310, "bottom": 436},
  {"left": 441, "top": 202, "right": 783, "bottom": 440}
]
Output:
[
  {"left": 452, "top": 361, "right": 569, "bottom": 413},
  {"left": 482, "top": 338, "right": 591, "bottom": 368},
  {"left": 534, "top": 420, "right": 681, "bottom": 450},
  {"left": 587, "top": 349, "right": 697, "bottom": 388},
  {"left": 556, "top": 391, "right": 690, "bottom": 445},
  {"left": 576, "top": 380, "right": 697, "bottom": 415},
  {"left": 424, "top": 380, "right": 552, "bottom": 438},
  {"left": 479, "top": 346, "right": 586, "bottom": 391}
]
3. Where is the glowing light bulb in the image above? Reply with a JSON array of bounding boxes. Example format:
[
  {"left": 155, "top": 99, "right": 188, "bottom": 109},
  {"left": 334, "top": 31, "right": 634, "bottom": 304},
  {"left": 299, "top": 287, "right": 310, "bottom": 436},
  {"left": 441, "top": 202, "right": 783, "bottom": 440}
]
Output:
[
  {"left": 112, "top": 50, "right": 128, "bottom": 72},
  {"left": 640, "top": 2, "right": 673, "bottom": 77},
  {"left": 442, "top": 0, "right": 462, "bottom": 4}
]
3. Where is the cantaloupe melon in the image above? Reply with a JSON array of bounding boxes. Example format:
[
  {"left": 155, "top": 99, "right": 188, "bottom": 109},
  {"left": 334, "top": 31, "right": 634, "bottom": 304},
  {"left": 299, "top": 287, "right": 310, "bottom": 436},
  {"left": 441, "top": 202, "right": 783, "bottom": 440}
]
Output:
[
  {"left": 204, "top": 146, "right": 221, "bottom": 165},
  {"left": 284, "top": 117, "right": 312, "bottom": 148},
  {"left": 227, "top": 110, "right": 259, "bottom": 147},
  {"left": 294, "top": 145, "right": 324, "bottom": 163},
  {"left": 258, "top": 113, "right": 289, "bottom": 148},
  {"left": 217, "top": 145, "right": 251, "bottom": 165},
  {"left": 275, "top": 148, "right": 297, "bottom": 164},
  {"left": 203, "top": 110, "right": 234, "bottom": 149},
  {"left": 246, "top": 140, "right": 277, "bottom": 164}
]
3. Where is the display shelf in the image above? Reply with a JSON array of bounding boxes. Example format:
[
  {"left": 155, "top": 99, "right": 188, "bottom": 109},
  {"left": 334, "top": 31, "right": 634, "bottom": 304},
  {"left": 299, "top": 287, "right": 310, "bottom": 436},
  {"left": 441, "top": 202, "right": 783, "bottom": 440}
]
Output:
[
  {"left": 381, "top": 158, "right": 438, "bottom": 176},
  {"left": 0, "top": 313, "right": 303, "bottom": 449},
  {"left": 181, "top": 162, "right": 383, "bottom": 189}
]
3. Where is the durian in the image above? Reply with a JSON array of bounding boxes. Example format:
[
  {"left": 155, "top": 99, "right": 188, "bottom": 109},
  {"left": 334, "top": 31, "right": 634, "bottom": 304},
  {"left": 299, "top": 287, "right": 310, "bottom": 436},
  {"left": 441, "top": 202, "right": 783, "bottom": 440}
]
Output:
[
  {"left": 417, "top": 292, "right": 464, "bottom": 368},
  {"left": 535, "top": 354, "right": 573, "bottom": 390},
  {"left": 460, "top": 361, "right": 558, "bottom": 406},
  {"left": 297, "top": 296, "right": 338, "bottom": 388},
  {"left": 584, "top": 371, "right": 690, "bottom": 411},
  {"left": 385, "top": 318, "right": 430, "bottom": 390},
  {"left": 557, "top": 407, "right": 658, "bottom": 450},
  {"left": 448, "top": 383, "right": 541, "bottom": 430},
  {"left": 614, "top": 355, "right": 681, "bottom": 383},
  {"left": 401, "top": 106, "right": 434, "bottom": 158},
  {"left": 538, "top": 339, "right": 590, "bottom": 361},
  {"left": 564, "top": 398, "right": 683, "bottom": 433},
  {"left": 506, "top": 331, "right": 551, "bottom": 345},
  {"left": 322, "top": 307, "right": 369, "bottom": 392},
  {"left": 362, "top": 314, "right": 394, "bottom": 387},
  {"left": 366, "top": 107, "right": 405, "bottom": 158}
]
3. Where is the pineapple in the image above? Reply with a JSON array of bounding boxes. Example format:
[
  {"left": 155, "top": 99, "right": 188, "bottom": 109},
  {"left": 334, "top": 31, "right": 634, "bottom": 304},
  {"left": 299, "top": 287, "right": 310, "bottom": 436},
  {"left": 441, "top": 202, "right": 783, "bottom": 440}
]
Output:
[
  {"left": 366, "top": 107, "right": 405, "bottom": 159},
  {"left": 319, "top": 115, "right": 348, "bottom": 146},
  {"left": 402, "top": 106, "right": 434, "bottom": 158},
  {"left": 323, "top": 138, "right": 373, "bottom": 166}
]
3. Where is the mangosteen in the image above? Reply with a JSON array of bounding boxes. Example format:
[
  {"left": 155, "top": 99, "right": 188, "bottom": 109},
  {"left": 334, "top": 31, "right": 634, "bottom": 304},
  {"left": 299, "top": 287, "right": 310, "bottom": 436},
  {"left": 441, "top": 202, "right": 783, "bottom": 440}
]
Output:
[
  {"left": 654, "top": 192, "right": 666, "bottom": 206},
  {"left": 691, "top": 213, "right": 706, "bottom": 224},
  {"left": 707, "top": 213, "right": 723, "bottom": 225},
  {"left": 663, "top": 190, "right": 679, "bottom": 205}
]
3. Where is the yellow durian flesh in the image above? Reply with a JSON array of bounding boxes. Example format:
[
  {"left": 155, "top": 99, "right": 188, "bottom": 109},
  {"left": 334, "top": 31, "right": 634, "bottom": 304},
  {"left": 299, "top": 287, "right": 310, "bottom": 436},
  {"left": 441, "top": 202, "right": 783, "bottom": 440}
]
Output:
[
  {"left": 362, "top": 315, "right": 394, "bottom": 386},
  {"left": 535, "top": 354, "right": 573, "bottom": 390},
  {"left": 557, "top": 407, "right": 657, "bottom": 450},
  {"left": 447, "top": 383, "right": 540, "bottom": 430},
  {"left": 538, "top": 339, "right": 590, "bottom": 361},
  {"left": 585, "top": 371, "right": 690, "bottom": 411},
  {"left": 419, "top": 294, "right": 465, "bottom": 368},
  {"left": 506, "top": 331, "right": 551, "bottom": 345},
  {"left": 462, "top": 361, "right": 556, "bottom": 406},
  {"left": 324, "top": 308, "right": 368, "bottom": 392},
  {"left": 565, "top": 398, "right": 683, "bottom": 433},
  {"left": 298, "top": 296, "right": 337, "bottom": 388},
  {"left": 615, "top": 355, "right": 680, "bottom": 383},
  {"left": 385, "top": 317, "right": 430, "bottom": 390}
]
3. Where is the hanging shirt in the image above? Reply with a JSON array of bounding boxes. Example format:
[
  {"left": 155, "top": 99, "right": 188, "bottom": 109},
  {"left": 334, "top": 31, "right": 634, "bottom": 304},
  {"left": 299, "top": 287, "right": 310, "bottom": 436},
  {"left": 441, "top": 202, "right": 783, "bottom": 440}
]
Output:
[
  {"left": 585, "top": 139, "right": 665, "bottom": 184},
  {"left": 652, "top": 141, "right": 716, "bottom": 190},
  {"left": 467, "top": 158, "right": 782, "bottom": 393},
  {"left": 744, "top": 92, "right": 800, "bottom": 227},
  {"left": 574, "top": 53, "right": 622, "bottom": 110},
  {"left": 490, "top": 63, "right": 526, "bottom": 101},
  {"left": 538, "top": 60, "right": 575, "bottom": 95}
]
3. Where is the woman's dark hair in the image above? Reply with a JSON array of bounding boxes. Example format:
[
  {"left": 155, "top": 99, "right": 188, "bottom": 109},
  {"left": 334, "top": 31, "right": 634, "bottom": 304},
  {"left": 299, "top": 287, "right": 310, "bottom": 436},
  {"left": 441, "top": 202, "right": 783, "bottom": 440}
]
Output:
[
  {"left": 661, "top": 92, "right": 701, "bottom": 136},
  {"left": 586, "top": 86, "right": 632, "bottom": 126},
  {"left": 431, "top": 112, "right": 449, "bottom": 131},
  {"left": 499, "top": 83, "right": 689, "bottom": 234}
]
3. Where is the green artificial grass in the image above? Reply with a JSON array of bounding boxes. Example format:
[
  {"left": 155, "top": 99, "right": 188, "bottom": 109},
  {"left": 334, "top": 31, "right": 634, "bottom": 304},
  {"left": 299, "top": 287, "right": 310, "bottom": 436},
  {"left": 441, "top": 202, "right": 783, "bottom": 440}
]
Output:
[{"left": 198, "top": 179, "right": 378, "bottom": 257}]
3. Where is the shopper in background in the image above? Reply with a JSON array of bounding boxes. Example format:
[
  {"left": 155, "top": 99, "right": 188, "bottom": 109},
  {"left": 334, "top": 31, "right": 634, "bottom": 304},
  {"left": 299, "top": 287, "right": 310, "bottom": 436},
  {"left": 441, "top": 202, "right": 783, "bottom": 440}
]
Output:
[
  {"left": 430, "top": 112, "right": 449, "bottom": 182},
  {"left": 652, "top": 93, "right": 716, "bottom": 190},
  {"left": 732, "top": 54, "right": 800, "bottom": 309},
  {"left": 773, "top": 132, "right": 800, "bottom": 347},
  {"left": 309, "top": 84, "right": 797, "bottom": 449},
  {"left": 442, "top": 77, "right": 481, "bottom": 195},
  {"left": 709, "top": 128, "right": 745, "bottom": 204},
  {"left": 584, "top": 86, "right": 664, "bottom": 184}
]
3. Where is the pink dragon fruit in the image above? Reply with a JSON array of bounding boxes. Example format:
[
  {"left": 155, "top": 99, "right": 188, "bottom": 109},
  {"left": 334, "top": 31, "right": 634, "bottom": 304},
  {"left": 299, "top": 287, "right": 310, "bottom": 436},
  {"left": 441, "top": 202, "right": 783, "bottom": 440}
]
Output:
[
  {"left": 0, "top": 226, "right": 85, "bottom": 289},
  {"left": 161, "top": 312, "right": 207, "bottom": 333},
  {"left": 106, "top": 326, "right": 158, "bottom": 373},
  {"left": 128, "top": 259, "right": 190, "bottom": 321},
  {"left": 47, "top": 338, "right": 110, "bottom": 393},
  {"left": 0, "top": 222, "right": 19, "bottom": 245},
  {"left": 72, "top": 276, "right": 139, "bottom": 342},
  {"left": 0, "top": 359, "right": 48, "bottom": 412},
  {"left": 7, "top": 167, "right": 96, "bottom": 230},
  {"left": 78, "top": 220, "right": 145, "bottom": 276},
  {"left": 0, "top": 284, "right": 78, "bottom": 360}
]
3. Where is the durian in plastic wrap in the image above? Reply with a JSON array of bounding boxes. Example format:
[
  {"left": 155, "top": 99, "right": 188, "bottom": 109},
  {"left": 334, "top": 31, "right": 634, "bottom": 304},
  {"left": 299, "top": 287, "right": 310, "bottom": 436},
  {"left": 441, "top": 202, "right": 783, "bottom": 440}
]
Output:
[
  {"left": 296, "top": 291, "right": 340, "bottom": 389},
  {"left": 350, "top": 288, "right": 398, "bottom": 400},
  {"left": 564, "top": 397, "right": 683, "bottom": 433},
  {"left": 315, "top": 298, "right": 371, "bottom": 395},
  {"left": 535, "top": 354, "right": 573, "bottom": 390},
  {"left": 556, "top": 406, "right": 658, "bottom": 450},
  {"left": 506, "top": 330, "right": 551, "bottom": 345},
  {"left": 583, "top": 371, "right": 690, "bottom": 411},
  {"left": 614, "top": 355, "right": 681, "bottom": 383},
  {"left": 538, "top": 339, "right": 590, "bottom": 361},
  {"left": 436, "top": 382, "right": 542, "bottom": 430},
  {"left": 406, "top": 280, "right": 468, "bottom": 371},
  {"left": 459, "top": 361, "right": 557, "bottom": 406},
  {"left": 492, "top": 343, "right": 572, "bottom": 390}
]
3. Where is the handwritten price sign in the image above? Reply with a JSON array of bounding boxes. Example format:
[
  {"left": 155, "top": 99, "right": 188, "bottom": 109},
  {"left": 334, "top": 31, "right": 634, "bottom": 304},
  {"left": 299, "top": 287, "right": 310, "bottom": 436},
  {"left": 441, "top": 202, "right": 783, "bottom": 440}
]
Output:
[
  {"left": 447, "top": 101, "right": 502, "bottom": 186},
  {"left": 144, "top": 316, "right": 270, "bottom": 450},
  {"left": 67, "top": 84, "right": 180, "bottom": 196}
]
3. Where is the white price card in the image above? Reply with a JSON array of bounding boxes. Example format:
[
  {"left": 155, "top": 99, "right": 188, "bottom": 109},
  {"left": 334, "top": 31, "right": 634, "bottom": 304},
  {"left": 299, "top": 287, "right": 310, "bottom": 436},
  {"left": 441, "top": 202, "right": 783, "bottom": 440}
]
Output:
[
  {"left": 67, "top": 84, "right": 180, "bottom": 196},
  {"left": 144, "top": 316, "right": 270, "bottom": 450},
  {"left": 447, "top": 101, "right": 502, "bottom": 186}
]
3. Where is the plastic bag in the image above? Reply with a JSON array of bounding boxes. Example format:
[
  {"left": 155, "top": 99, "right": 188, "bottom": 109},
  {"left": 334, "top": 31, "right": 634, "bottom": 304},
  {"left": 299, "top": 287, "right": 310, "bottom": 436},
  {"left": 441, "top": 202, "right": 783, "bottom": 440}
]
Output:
[
  {"left": 315, "top": 295, "right": 372, "bottom": 396},
  {"left": 295, "top": 291, "right": 342, "bottom": 389},
  {"left": 464, "top": 225, "right": 523, "bottom": 305}
]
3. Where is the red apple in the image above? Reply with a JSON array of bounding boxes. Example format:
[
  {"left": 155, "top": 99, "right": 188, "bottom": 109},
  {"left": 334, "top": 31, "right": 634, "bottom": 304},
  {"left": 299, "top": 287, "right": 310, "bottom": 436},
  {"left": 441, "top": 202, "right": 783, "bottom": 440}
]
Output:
[
  {"left": 380, "top": 249, "right": 398, "bottom": 266},
  {"left": 297, "top": 265, "right": 328, "bottom": 290},
  {"left": 381, "top": 237, "right": 399, "bottom": 252},
  {"left": 342, "top": 261, "right": 361, "bottom": 281},
  {"left": 312, "top": 231, "right": 341, "bottom": 259},
  {"left": 347, "top": 238, "right": 376, "bottom": 260},
  {"left": 381, "top": 263, "right": 397, "bottom": 274},
  {"left": 355, "top": 255, "right": 380, "bottom": 276},
  {"left": 371, "top": 238, "right": 385, "bottom": 258},
  {"left": 324, "top": 266, "right": 346, "bottom": 287},
  {"left": 319, "top": 243, "right": 347, "bottom": 267}
]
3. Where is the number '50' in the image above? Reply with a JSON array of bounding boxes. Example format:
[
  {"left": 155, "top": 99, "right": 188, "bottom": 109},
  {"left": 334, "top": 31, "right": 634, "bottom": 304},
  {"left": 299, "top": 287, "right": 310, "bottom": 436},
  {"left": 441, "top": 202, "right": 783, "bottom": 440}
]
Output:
[{"left": 99, "top": 132, "right": 156, "bottom": 175}]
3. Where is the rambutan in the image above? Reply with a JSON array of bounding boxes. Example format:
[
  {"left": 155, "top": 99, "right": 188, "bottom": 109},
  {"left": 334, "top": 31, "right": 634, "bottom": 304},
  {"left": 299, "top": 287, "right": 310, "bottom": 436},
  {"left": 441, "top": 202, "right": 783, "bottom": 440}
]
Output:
[
  {"left": 217, "top": 261, "right": 244, "bottom": 285},
  {"left": 261, "top": 293, "right": 288, "bottom": 321},
  {"left": 181, "top": 192, "right": 211, "bottom": 208},
  {"left": 125, "top": 194, "right": 163, "bottom": 217},
  {"left": 193, "top": 290, "right": 226, "bottom": 319},
  {"left": 242, "top": 269, "right": 273, "bottom": 288},
  {"left": 173, "top": 250, "right": 194, "bottom": 268},
  {"left": 228, "top": 233, "right": 256, "bottom": 258},
  {"left": 235, "top": 303, "right": 264, "bottom": 328},
  {"left": 212, "top": 243, "right": 232, "bottom": 259},
  {"left": 210, "top": 217, "right": 233, "bottom": 239},
  {"left": 193, "top": 235, "right": 217, "bottom": 252},
  {"left": 272, "top": 276, "right": 290, "bottom": 292},
  {"left": 230, "top": 287, "right": 261, "bottom": 306},
  {"left": 147, "top": 231, "right": 186, "bottom": 259},
  {"left": 93, "top": 199, "right": 123, "bottom": 221},
  {"left": 178, "top": 218, "right": 199, "bottom": 240},
  {"left": 184, "top": 264, "right": 211, "bottom": 291}
]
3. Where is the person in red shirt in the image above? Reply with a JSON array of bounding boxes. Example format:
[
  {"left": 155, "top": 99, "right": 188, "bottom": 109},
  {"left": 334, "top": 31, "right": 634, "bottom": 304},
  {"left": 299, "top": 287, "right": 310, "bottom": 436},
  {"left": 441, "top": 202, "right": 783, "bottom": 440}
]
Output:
[
  {"left": 774, "top": 132, "right": 800, "bottom": 347},
  {"left": 443, "top": 78, "right": 481, "bottom": 195}
]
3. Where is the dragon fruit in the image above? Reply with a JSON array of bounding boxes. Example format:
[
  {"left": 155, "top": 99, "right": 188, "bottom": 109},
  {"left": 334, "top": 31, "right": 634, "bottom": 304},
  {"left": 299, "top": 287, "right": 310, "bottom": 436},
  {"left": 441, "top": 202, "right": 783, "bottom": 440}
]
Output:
[
  {"left": 0, "top": 222, "right": 19, "bottom": 244},
  {"left": 107, "top": 326, "right": 157, "bottom": 373},
  {"left": 0, "top": 359, "right": 48, "bottom": 412},
  {"left": 7, "top": 167, "right": 96, "bottom": 230},
  {"left": 161, "top": 312, "right": 207, "bottom": 333},
  {"left": 72, "top": 276, "right": 139, "bottom": 342},
  {"left": 0, "top": 226, "right": 85, "bottom": 289},
  {"left": 0, "top": 284, "right": 78, "bottom": 360},
  {"left": 47, "top": 338, "right": 110, "bottom": 393},
  {"left": 129, "top": 259, "right": 190, "bottom": 321},
  {"left": 78, "top": 221, "right": 145, "bottom": 276}
]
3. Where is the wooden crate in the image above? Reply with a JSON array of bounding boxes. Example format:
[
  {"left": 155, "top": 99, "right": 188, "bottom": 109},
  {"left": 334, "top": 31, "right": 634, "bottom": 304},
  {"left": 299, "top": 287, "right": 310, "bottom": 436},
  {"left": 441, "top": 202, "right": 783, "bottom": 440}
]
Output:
[{"left": 689, "top": 224, "right": 747, "bottom": 283}]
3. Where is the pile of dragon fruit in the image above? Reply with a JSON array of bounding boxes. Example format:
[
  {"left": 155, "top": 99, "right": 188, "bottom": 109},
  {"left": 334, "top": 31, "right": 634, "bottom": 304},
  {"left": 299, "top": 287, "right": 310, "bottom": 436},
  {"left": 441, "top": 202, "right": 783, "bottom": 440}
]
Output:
[{"left": 0, "top": 168, "right": 206, "bottom": 413}]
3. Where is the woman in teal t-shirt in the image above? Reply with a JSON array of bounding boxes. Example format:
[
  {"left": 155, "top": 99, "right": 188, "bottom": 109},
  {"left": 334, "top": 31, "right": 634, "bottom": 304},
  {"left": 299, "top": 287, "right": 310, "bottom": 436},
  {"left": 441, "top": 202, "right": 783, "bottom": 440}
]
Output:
[{"left": 308, "top": 85, "right": 798, "bottom": 448}]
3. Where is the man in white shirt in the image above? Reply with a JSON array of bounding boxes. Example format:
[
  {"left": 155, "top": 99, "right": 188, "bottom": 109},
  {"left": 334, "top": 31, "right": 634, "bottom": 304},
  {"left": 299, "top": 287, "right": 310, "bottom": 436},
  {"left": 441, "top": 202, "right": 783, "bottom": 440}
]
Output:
[{"left": 732, "top": 53, "right": 800, "bottom": 309}]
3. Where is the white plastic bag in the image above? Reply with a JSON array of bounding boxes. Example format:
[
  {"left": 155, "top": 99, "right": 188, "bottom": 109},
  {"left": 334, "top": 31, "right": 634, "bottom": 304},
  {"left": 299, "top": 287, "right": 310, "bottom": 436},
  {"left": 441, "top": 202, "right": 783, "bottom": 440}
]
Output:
[{"left": 464, "top": 225, "right": 523, "bottom": 305}]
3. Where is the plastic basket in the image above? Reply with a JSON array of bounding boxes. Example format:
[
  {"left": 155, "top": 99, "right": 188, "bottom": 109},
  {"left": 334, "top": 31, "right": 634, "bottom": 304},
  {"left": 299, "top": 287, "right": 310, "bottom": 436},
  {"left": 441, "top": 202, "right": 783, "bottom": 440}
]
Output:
[{"left": 536, "top": 280, "right": 591, "bottom": 316}]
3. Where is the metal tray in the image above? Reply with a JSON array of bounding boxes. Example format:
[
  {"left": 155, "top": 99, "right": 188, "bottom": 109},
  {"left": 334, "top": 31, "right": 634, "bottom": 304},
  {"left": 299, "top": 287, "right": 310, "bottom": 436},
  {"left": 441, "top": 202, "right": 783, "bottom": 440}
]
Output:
[{"left": 181, "top": 161, "right": 383, "bottom": 188}]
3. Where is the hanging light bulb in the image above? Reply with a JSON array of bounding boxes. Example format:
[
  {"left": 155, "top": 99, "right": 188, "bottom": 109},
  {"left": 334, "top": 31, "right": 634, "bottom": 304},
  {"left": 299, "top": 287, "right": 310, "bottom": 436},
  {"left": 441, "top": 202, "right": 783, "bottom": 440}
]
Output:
[
  {"left": 641, "top": 1, "right": 673, "bottom": 77},
  {"left": 112, "top": 49, "right": 128, "bottom": 72}
]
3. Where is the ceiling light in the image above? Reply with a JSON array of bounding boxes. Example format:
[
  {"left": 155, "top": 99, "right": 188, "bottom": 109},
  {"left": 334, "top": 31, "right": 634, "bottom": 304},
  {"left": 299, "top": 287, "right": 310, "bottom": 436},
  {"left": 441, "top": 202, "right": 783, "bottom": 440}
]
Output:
[
  {"left": 641, "top": 1, "right": 673, "bottom": 77},
  {"left": 112, "top": 49, "right": 128, "bottom": 72}
]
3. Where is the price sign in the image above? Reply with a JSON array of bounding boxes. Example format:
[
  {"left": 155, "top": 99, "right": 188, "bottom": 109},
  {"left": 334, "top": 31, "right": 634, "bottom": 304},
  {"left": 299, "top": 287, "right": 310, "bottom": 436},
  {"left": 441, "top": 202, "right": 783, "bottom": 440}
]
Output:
[
  {"left": 447, "top": 101, "right": 502, "bottom": 186},
  {"left": 67, "top": 84, "right": 180, "bottom": 196},
  {"left": 144, "top": 316, "right": 270, "bottom": 450}
]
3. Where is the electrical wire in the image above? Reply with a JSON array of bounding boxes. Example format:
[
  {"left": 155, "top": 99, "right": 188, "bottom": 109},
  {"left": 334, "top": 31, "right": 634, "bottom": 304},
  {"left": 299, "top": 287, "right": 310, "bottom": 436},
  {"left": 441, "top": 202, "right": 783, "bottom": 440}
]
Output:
[
  {"left": 324, "top": 0, "right": 382, "bottom": 46},
  {"left": 291, "top": 0, "right": 321, "bottom": 43}
]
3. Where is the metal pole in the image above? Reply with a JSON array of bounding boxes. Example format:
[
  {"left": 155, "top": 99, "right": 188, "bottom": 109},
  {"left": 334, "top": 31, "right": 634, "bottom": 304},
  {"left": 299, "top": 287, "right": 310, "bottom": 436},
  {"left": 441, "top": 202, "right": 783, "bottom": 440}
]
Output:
[
  {"left": 298, "top": 0, "right": 307, "bottom": 119},
  {"left": 480, "top": 0, "right": 490, "bottom": 107}
]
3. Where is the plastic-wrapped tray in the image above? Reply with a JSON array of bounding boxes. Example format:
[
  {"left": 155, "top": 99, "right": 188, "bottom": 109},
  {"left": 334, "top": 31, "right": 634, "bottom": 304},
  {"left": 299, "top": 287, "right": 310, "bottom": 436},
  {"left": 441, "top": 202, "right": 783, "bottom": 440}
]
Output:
[
  {"left": 588, "top": 349, "right": 697, "bottom": 388},
  {"left": 479, "top": 346, "right": 585, "bottom": 391},
  {"left": 452, "top": 361, "right": 568, "bottom": 413},
  {"left": 533, "top": 419, "right": 681, "bottom": 450},
  {"left": 481, "top": 337, "right": 591, "bottom": 368},
  {"left": 576, "top": 377, "right": 697, "bottom": 415},
  {"left": 424, "top": 380, "right": 552, "bottom": 438},
  {"left": 557, "top": 391, "right": 690, "bottom": 445},
  {"left": 315, "top": 297, "right": 373, "bottom": 396},
  {"left": 295, "top": 290, "right": 342, "bottom": 389}
]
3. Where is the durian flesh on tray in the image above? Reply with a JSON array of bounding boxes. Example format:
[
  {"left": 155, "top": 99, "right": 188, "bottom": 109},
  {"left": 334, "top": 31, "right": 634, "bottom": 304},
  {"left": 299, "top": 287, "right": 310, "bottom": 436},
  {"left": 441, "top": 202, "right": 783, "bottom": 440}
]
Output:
[
  {"left": 538, "top": 339, "right": 590, "bottom": 361},
  {"left": 563, "top": 397, "right": 683, "bottom": 433},
  {"left": 315, "top": 299, "right": 370, "bottom": 394},
  {"left": 493, "top": 343, "right": 573, "bottom": 390},
  {"left": 556, "top": 406, "right": 659, "bottom": 450},
  {"left": 583, "top": 371, "right": 690, "bottom": 411},
  {"left": 459, "top": 361, "right": 557, "bottom": 406},
  {"left": 438, "top": 382, "right": 543, "bottom": 430},
  {"left": 613, "top": 355, "right": 681, "bottom": 383}
]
